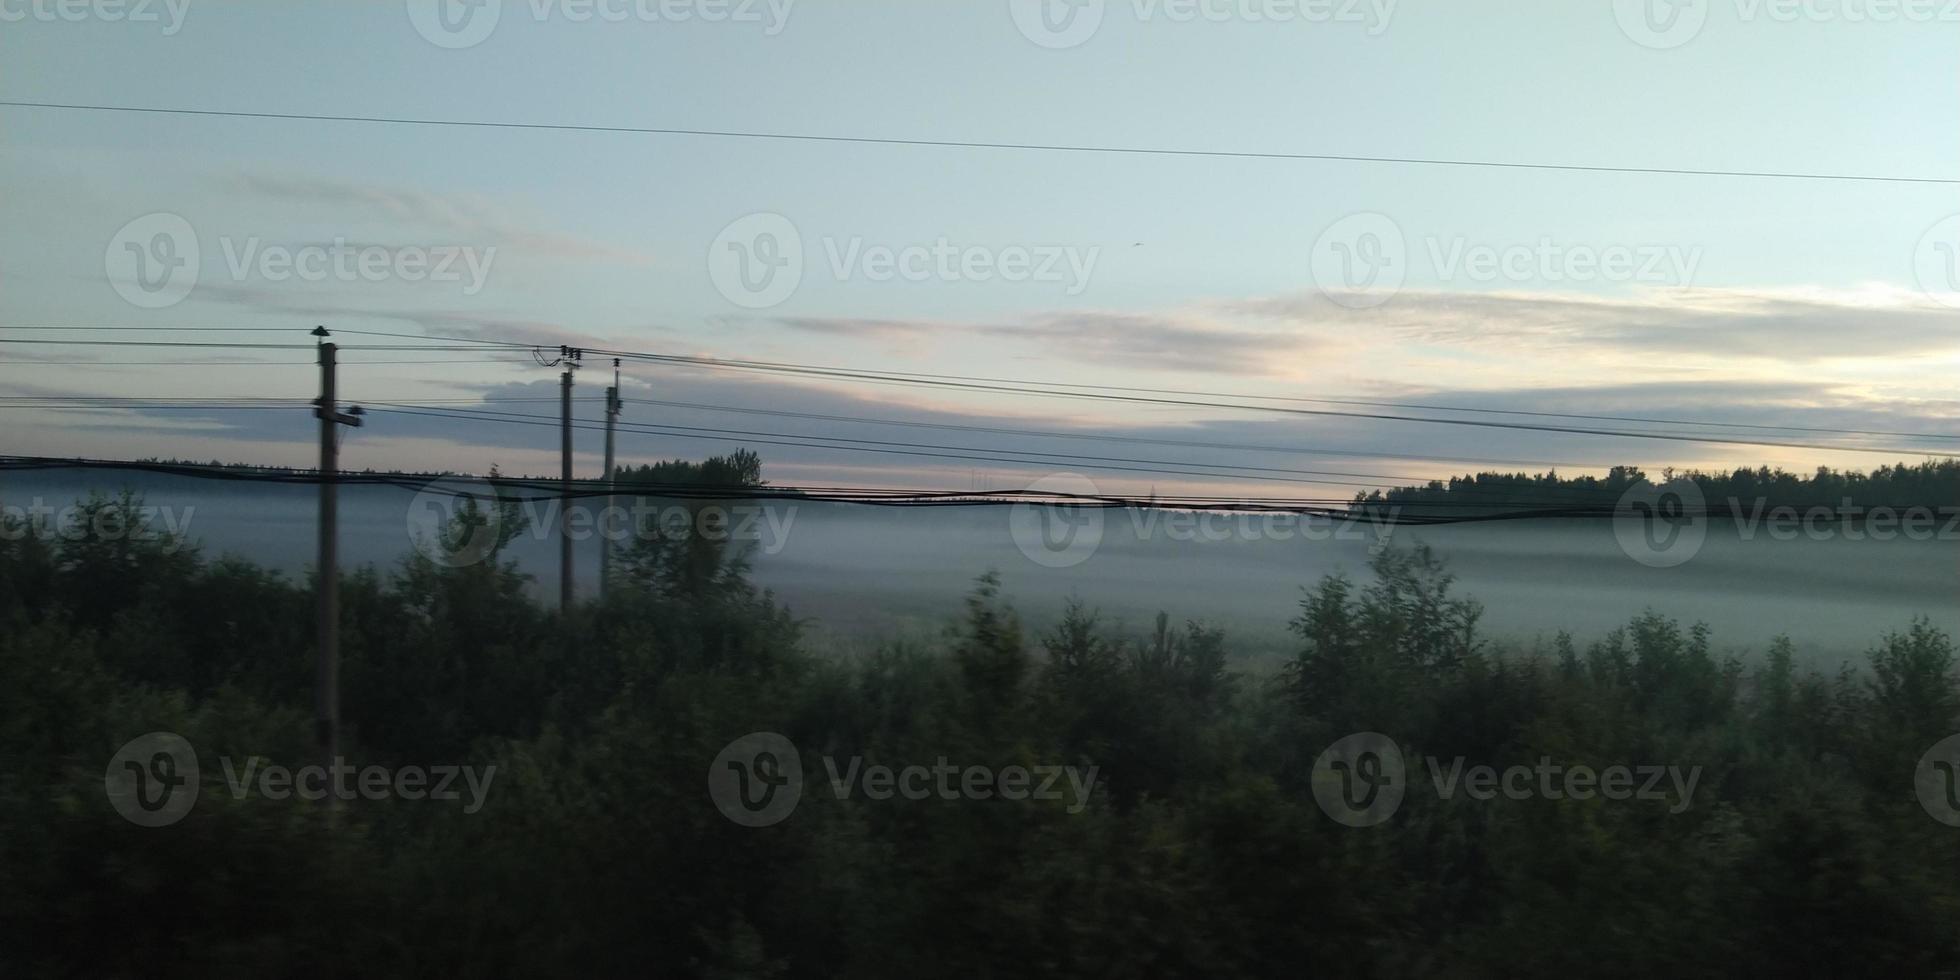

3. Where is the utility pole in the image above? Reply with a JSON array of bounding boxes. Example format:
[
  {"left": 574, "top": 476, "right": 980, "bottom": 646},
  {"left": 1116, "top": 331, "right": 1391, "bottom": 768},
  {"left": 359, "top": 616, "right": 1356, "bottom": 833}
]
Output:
[
  {"left": 559, "top": 347, "right": 581, "bottom": 614},
  {"left": 600, "top": 358, "right": 621, "bottom": 595},
  {"left": 312, "top": 326, "right": 363, "bottom": 811}
]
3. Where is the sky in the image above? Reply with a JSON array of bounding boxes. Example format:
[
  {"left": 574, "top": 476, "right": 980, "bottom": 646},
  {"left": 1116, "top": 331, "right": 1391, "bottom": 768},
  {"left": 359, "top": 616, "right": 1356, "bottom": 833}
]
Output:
[{"left": 1, "top": 0, "right": 1957, "bottom": 498}]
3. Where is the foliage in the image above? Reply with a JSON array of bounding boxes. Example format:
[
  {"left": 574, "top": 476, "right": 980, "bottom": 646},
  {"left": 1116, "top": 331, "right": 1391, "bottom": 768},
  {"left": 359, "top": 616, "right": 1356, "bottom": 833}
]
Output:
[
  {"left": 3, "top": 473, "right": 1958, "bottom": 979},
  {"left": 1355, "top": 459, "right": 1960, "bottom": 517}
]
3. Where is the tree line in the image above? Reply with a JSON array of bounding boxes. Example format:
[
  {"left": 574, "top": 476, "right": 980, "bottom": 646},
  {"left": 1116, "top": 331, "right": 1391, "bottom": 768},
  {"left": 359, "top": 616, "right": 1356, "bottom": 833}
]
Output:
[{"left": 3, "top": 452, "right": 1958, "bottom": 977}]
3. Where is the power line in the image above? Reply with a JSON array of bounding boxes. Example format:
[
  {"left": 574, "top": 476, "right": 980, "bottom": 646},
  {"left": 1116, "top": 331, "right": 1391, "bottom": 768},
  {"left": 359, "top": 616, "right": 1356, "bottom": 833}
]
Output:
[
  {"left": 365, "top": 402, "right": 1633, "bottom": 504},
  {"left": 0, "top": 358, "right": 540, "bottom": 366},
  {"left": 328, "top": 330, "right": 1960, "bottom": 455},
  {"left": 24, "top": 326, "right": 1948, "bottom": 458},
  {"left": 0, "top": 405, "right": 307, "bottom": 411},
  {"left": 628, "top": 357, "right": 1960, "bottom": 441},
  {"left": 0, "top": 384, "right": 1620, "bottom": 468},
  {"left": 5, "top": 387, "right": 1639, "bottom": 485},
  {"left": 0, "top": 390, "right": 1632, "bottom": 498},
  {"left": 3, "top": 100, "right": 1951, "bottom": 186},
  {"left": 616, "top": 396, "right": 1625, "bottom": 473},
  {"left": 0, "top": 326, "right": 302, "bottom": 332},
  {"left": 5, "top": 454, "right": 1939, "bottom": 528},
  {"left": 592, "top": 350, "right": 1960, "bottom": 460},
  {"left": 0, "top": 339, "right": 319, "bottom": 350},
  {"left": 369, "top": 403, "right": 1392, "bottom": 490},
  {"left": 0, "top": 396, "right": 305, "bottom": 402},
  {"left": 0, "top": 338, "right": 504, "bottom": 353},
  {"left": 0, "top": 453, "right": 1389, "bottom": 510}
]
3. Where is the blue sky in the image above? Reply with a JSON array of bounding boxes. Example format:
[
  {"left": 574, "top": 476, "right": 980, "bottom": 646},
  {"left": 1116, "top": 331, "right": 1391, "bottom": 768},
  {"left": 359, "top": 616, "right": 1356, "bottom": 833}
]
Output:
[{"left": 1, "top": 1, "right": 1956, "bottom": 494}]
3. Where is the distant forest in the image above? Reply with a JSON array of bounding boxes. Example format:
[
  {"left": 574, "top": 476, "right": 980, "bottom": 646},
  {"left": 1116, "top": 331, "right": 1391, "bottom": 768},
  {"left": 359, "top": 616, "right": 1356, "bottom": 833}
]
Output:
[
  {"left": 1353, "top": 459, "right": 1960, "bottom": 514},
  {"left": 100, "top": 450, "right": 779, "bottom": 490}
]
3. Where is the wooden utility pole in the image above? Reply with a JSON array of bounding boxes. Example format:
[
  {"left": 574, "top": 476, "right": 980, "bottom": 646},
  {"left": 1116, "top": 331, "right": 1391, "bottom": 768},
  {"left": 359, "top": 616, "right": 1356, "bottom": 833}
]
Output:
[
  {"left": 558, "top": 348, "right": 581, "bottom": 614},
  {"left": 560, "top": 365, "right": 574, "bottom": 613},
  {"left": 312, "top": 326, "right": 362, "bottom": 809},
  {"left": 600, "top": 358, "right": 621, "bottom": 595}
]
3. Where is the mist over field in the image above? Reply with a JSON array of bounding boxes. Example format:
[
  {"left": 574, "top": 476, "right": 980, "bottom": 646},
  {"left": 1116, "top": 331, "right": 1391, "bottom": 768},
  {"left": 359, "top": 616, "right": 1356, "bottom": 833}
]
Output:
[{"left": 10, "top": 469, "right": 1951, "bottom": 663}]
